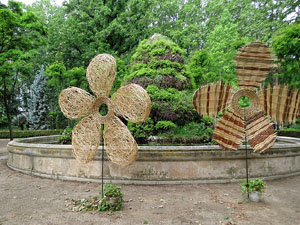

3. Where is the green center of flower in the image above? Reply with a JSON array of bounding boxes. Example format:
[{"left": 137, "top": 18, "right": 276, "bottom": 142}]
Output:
[
  {"left": 238, "top": 96, "right": 251, "bottom": 108},
  {"left": 99, "top": 103, "right": 108, "bottom": 116}
]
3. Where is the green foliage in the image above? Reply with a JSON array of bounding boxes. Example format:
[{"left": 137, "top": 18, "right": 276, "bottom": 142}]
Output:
[
  {"left": 272, "top": 23, "right": 300, "bottom": 89},
  {"left": 128, "top": 118, "right": 155, "bottom": 141},
  {"left": 173, "top": 122, "right": 213, "bottom": 138},
  {"left": 103, "top": 184, "right": 123, "bottom": 197},
  {"left": 277, "top": 129, "right": 300, "bottom": 138},
  {"left": 0, "top": 129, "right": 63, "bottom": 139},
  {"left": 0, "top": 115, "right": 8, "bottom": 129},
  {"left": 186, "top": 50, "right": 213, "bottom": 87},
  {"left": 157, "top": 121, "right": 215, "bottom": 144},
  {"left": 0, "top": 1, "right": 46, "bottom": 139},
  {"left": 58, "top": 127, "right": 72, "bottom": 144},
  {"left": 28, "top": 66, "right": 49, "bottom": 130},
  {"left": 98, "top": 184, "right": 123, "bottom": 211},
  {"left": 241, "top": 179, "right": 266, "bottom": 195},
  {"left": 238, "top": 96, "right": 251, "bottom": 108},
  {"left": 111, "top": 57, "right": 129, "bottom": 94},
  {"left": 155, "top": 121, "right": 177, "bottom": 133},
  {"left": 55, "top": 112, "right": 68, "bottom": 129}
]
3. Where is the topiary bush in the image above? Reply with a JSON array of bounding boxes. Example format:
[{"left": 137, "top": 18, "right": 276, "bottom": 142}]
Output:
[{"left": 124, "top": 34, "right": 200, "bottom": 139}]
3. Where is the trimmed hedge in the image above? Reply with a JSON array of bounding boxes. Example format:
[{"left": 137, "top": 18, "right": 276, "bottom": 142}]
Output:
[
  {"left": 0, "top": 130, "right": 63, "bottom": 139},
  {"left": 277, "top": 130, "right": 300, "bottom": 138}
]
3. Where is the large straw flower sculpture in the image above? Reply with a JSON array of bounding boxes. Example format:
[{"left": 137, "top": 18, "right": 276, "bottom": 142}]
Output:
[
  {"left": 59, "top": 54, "right": 151, "bottom": 166},
  {"left": 193, "top": 42, "right": 300, "bottom": 153}
]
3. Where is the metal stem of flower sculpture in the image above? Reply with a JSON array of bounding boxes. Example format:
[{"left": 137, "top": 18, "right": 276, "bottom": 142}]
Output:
[
  {"left": 193, "top": 41, "right": 300, "bottom": 162},
  {"left": 59, "top": 54, "right": 151, "bottom": 169}
]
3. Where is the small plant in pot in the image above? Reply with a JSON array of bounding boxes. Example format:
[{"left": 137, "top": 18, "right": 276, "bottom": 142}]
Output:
[
  {"left": 98, "top": 184, "right": 124, "bottom": 211},
  {"left": 241, "top": 178, "right": 266, "bottom": 202}
]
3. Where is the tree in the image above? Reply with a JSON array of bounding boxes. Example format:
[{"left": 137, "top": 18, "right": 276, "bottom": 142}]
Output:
[
  {"left": 272, "top": 23, "right": 300, "bottom": 88},
  {"left": 0, "top": 1, "right": 45, "bottom": 139},
  {"left": 28, "top": 66, "right": 49, "bottom": 130},
  {"left": 124, "top": 34, "right": 198, "bottom": 141}
]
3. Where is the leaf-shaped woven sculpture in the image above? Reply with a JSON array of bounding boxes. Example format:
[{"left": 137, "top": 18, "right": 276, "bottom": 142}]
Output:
[
  {"left": 59, "top": 54, "right": 151, "bottom": 166},
  {"left": 193, "top": 42, "right": 300, "bottom": 153}
]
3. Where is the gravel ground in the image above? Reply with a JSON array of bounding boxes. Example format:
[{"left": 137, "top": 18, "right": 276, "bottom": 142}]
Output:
[{"left": 0, "top": 156, "right": 300, "bottom": 225}]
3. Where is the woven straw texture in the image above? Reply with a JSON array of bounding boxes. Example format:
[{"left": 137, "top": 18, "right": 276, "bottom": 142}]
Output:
[
  {"left": 104, "top": 116, "right": 138, "bottom": 166},
  {"left": 59, "top": 87, "right": 95, "bottom": 120},
  {"left": 193, "top": 81, "right": 233, "bottom": 117},
  {"left": 236, "top": 42, "right": 275, "bottom": 90},
  {"left": 194, "top": 41, "right": 282, "bottom": 153},
  {"left": 86, "top": 54, "right": 116, "bottom": 97},
  {"left": 258, "top": 84, "right": 300, "bottom": 124},
  {"left": 245, "top": 111, "right": 276, "bottom": 153},
  {"left": 213, "top": 109, "right": 244, "bottom": 151},
  {"left": 59, "top": 54, "right": 151, "bottom": 166},
  {"left": 72, "top": 113, "right": 103, "bottom": 163},
  {"left": 112, "top": 84, "right": 151, "bottom": 123},
  {"left": 231, "top": 89, "right": 260, "bottom": 120}
]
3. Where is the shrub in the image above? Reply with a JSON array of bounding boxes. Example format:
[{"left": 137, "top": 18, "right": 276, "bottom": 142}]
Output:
[
  {"left": 98, "top": 184, "right": 124, "bottom": 211},
  {"left": 58, "top": 127, "right": 72, "bottom": 144},
  {"left": 0, "top": 130, "right": 63, "bottom": 139},
  {"left": 128, "top": 118, "right": 155, "bottom": 143},
  {"left": 277, "top": 129, "right": 300, "bottom": 138},
  {"left": 241, "top": 179, "right": 266, "bottom": 195},
  {"left": 125, "top": 34, "right": 196, "bottom": 138},
  {"left": 155, "top": 121, "right": 177, "bottom": 133}
]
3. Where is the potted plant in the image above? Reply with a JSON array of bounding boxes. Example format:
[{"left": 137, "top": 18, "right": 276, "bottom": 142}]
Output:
[
  {"left": 241, "top": 178, "right": 266, "bottom": 202},
  {"left": 98, "top": 184, "right": 123, "bottom": 211}
]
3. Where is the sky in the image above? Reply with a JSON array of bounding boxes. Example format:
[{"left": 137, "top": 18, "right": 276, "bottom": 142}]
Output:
[{"left": 1, "top": 0, "right": 64, "bottom": 6}]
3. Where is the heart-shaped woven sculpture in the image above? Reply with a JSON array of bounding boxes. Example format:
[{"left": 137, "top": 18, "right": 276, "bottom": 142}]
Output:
[
  {"left": 59, "top": 54, "right": 151, "bottom": 166},
  {"left": 193, "top": 42, "right": 300, "bottom": 153}
]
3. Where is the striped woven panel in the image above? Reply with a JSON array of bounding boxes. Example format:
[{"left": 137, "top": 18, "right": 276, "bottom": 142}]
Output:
[
  {"left": 213, "top": 110, "right": 245, "bottom": 151},
  {"left": 245, "top": 111, "right": 276, "bottom": 153},
  {"left": 236, "top": 42, "right": 275, "bottom": 90},
  {"left": 193, "top": 81, "right": 233, "bottom": 117},
  {"left": 258, "top": 84, "right": 300, "bottom": 123}
]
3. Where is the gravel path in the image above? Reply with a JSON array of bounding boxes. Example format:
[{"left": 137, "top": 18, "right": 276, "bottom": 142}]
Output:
[
  {"left": 0, "top": 139, "right": 9, "bottom": 160},
  {"left": 0, "top": 158, "right": 300, "bottom": 225}
]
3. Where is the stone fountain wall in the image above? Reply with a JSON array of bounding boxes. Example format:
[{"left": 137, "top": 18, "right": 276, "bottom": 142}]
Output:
[{"left": 7, "top": 136, "right": 300, "bottom": 184}]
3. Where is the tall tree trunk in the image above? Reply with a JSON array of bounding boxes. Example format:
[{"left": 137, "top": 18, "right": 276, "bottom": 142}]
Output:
[
  {"left": 3, "top": 97, "right": 13, "bottom": 140},
  {"left": 2, "top": 77, "right": 13, "bottom": 140},
  {"left": 6, "top": 113, "right": 13, "bottom": 140}
]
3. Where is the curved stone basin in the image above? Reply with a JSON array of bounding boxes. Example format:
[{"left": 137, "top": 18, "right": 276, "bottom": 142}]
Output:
[{"left": 7, "top": 135, "right": 300, "bottom": 184}]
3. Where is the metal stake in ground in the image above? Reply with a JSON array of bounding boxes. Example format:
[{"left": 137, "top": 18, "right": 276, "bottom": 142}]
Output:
[
  {"left": 245, "top": 133, "right": 249, "bottom": 199},
  {"left": 244, "top": 112, "right": 249, "bottom": 199},
  {"left": 101, "top": 124, "right": 104, "bottom": 198}
]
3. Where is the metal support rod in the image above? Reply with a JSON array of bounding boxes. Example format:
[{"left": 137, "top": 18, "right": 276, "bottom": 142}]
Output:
[
  {"left": 245, "top": 132, "right": 249, "bottom": 199},
  {"left": 101, "top": 124, "right": 104, "bottom": 198},
  {"left": 244, "top": 112, "right": 249, "bottom": 199}
]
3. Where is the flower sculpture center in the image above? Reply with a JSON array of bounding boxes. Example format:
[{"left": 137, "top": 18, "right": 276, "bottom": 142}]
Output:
[
  {"left": 231, "top": 89, "right": 260, "bottom": 119},
  {"left": 92, "top": 96, "right": 114, "bottom": 123}
]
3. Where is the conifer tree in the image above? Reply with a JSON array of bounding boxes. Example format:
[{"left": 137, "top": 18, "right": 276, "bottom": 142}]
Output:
[{"left": 28, "top": 66, "right": 49, "bottom": 130}]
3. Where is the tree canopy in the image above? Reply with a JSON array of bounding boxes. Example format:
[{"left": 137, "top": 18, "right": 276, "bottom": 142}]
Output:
[{"left": 0, "top": 0, "right": 299, "bottom": 138}]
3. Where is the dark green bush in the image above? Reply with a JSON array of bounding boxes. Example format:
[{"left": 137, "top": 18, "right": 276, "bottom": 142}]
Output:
[
  {"left": 277, "top": 129, "right": 300, "bottom": 138},
  {"left": 0, "top": 129, "right": 63, "bottom": 139},
  {"left": 128, "top": 118, "right": 155, "bottom": 143},
  {"left": 155, "top": 121, "right": 177, "bottom": 133}
]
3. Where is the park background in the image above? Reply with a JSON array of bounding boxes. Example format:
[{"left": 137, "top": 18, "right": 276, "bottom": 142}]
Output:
[{"left": 0, "top": 0, "right": 299, "bottom": 142}]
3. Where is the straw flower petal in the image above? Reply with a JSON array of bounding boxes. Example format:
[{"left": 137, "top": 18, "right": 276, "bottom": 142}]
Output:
[
  {"left": 72, "top": 113, "right": 103, "bottom": 163},
  {"left": 59, "top": 87, "right": 95, "bottom": 120},
  {"left": 112, "top": 84, "right": 151, "bottom": 123},
  {"left": 103, "top": 116, "right": 138, "bottom": 166},
  {"left": 86, "top": 54, "right": 116, "bottom": 97}
]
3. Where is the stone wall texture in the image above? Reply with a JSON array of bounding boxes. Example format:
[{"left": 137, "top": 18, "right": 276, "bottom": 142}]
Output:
[{"left": 7, "top": 136, "right": 300, "bottom": 184}]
